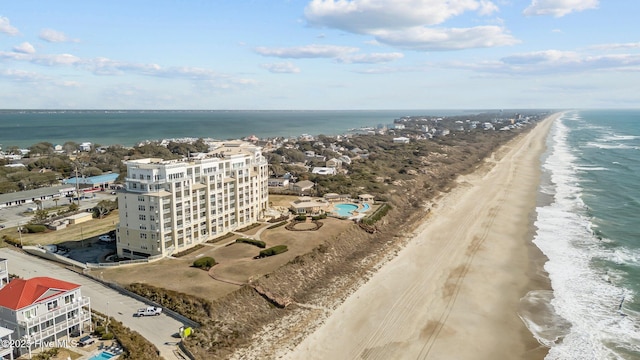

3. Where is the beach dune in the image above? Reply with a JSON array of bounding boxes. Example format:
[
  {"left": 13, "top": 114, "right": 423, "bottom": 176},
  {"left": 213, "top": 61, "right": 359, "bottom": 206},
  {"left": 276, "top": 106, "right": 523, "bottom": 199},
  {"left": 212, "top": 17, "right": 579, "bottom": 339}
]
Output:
[{"left": 283, "top": 114, "right": 558, "bottom": 360}]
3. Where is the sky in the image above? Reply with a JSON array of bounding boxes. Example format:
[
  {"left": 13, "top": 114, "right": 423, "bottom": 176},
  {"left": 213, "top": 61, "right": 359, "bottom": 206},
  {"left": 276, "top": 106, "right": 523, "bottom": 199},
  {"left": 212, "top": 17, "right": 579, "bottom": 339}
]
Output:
[{"left": 1, "top": 0, "right": 639, "bottom": 110}]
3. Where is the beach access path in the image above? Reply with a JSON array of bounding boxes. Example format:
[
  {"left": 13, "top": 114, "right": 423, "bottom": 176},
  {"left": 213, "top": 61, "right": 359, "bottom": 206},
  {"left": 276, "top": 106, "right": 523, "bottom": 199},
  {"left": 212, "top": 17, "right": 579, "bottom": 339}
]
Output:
[
  {"left": 0, "top": 247, "right": 186, "bottom": 360},
  {"left": 283, "top": 114, "right": 559, "bottom": 360}
]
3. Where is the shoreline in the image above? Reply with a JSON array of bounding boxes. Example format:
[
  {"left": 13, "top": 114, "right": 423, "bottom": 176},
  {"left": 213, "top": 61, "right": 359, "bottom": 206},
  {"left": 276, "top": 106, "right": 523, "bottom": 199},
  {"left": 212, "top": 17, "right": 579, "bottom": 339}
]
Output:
[{"left": 277, "top": 113, "right": 559, "bottom": 359}]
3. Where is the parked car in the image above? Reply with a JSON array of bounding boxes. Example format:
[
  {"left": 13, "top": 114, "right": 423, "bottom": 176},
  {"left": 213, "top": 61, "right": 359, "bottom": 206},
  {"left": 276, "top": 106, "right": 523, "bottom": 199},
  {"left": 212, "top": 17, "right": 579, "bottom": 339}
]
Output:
[
  {"left": 99, "top": 235, "right": 114, "bottom": 242},
  {"left": 78, "top": 335, "right": 95, "bottom": 346},
  {"left": 136, "top": 306, "right": 162, "bottom": 317}
]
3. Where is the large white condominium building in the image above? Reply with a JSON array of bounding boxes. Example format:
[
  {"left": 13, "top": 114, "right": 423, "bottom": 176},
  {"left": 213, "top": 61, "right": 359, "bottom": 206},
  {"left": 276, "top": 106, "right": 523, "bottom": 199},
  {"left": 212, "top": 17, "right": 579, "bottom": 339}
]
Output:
[{"left": 116, "top": 141, "right": 269, "bottom": 259}]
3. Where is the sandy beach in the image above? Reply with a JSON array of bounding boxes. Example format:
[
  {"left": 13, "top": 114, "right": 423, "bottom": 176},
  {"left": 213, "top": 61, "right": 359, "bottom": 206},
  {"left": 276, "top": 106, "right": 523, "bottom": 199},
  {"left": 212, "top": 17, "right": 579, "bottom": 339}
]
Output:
[{"left": 282, "top": 114, "right": 559, "bottom": 360}]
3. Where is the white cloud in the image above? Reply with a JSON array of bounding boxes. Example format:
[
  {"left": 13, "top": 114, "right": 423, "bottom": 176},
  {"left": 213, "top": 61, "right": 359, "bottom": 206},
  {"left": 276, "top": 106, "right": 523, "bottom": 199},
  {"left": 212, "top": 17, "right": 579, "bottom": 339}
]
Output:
[
  {"left": 523, "top": 0, "right": 598, "bottom": 17},
  {"left": 446, "top": 49, "right": 640, "bottom": 74},
  {"left": 261, "top": 62, "right": 301, "bottom": 73},
  {"left": 588, "top": 42, "right": 640, "bottom": 51},
  {"left": 373, "top": 25, "right": 519, "bottom": 51},
  {"left": 0, "top": 50, "right": 255, "bottom": 89},
  {"left": 303, "top": 0, "right": 510, "bottom": 51},
  {"left": 305, "top": 0, "right": 498, "bottom": 32},
  {"left": 39, "top": 28, "right": 79, "bottom": 43},
  {"left": 255, "top": 44, "right": 358, "bottom": 58},
  {"left": 337, "top": 52, "right": 404, "bottom": 64},
  {"left": 0, "top": 16, "right": 19, "bottom": 36},
  {"left": 13, "top": 42, "right": 36, "bottom": 54},
  {"left": 0, "top": 69, "right": 48, "bottom": 82}
]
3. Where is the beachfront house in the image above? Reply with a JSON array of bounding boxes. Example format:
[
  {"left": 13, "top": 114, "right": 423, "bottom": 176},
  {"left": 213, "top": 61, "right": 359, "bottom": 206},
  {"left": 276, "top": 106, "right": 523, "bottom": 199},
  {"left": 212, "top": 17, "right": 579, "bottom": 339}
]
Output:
[
  {"left": 393, "top": 137, "right": 410, "bottom": 144},
  {"left": 311, "top": 167, "right": 337, "bottom": 176},
  {"left": 0, "top": 326, "right": 14, "bottom": 360},
  {"left": 289, "top": 197, "right": 329, "bottom": 215},
  {"left": 0, "top": 259, "right": 8, "bottom": 289},
  {"left": 291, "top": 180, "right": 315, "bottom": 195},
  {"left": 268, "top": 178, "right": 289, "bottom": 187},
  {"left": 0, "top": 276, "right": 91, "bottom": 357},
  {"left": 326, "top": 158, "right": 343, "bottom": 169}
]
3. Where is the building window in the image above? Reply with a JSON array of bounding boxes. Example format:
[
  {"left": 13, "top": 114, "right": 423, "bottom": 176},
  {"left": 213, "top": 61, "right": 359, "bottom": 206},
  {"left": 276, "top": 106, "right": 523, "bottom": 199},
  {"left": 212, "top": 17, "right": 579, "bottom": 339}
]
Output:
[
  {"left": 139, "top": 214, "right": 146, "bottom": 221},
  {"left": 47, "top": 300, "right": 59, "bottom": 311},
  {"left": 138, "top": 196, "right": 145, "bottom": 201},
  {"left": 64, "top": 294, "right": 75, "bottom": 304},
  {"left": 138, "top": 205, "right": 146, "bottom": 211},
  {"left": 140, "top": 233, "right": 147, "bottom": 239}
]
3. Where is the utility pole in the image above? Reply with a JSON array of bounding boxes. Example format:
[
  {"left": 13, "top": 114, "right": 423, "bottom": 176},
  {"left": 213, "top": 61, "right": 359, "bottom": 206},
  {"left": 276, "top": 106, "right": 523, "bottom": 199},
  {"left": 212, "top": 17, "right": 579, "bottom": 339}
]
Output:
[
  {"left": 18, "top": 221, "right": 23, "bottom": 247},
  {"left": 75, "top": 164, "right": 81, "bottom": 207}
]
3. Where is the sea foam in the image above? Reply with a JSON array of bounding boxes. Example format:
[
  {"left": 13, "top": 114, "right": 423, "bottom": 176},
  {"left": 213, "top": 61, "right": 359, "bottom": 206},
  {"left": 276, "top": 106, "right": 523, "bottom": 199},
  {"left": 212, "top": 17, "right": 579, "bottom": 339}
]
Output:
[{"left": 532, "top": 113, "right": 640, "bottom": 359}]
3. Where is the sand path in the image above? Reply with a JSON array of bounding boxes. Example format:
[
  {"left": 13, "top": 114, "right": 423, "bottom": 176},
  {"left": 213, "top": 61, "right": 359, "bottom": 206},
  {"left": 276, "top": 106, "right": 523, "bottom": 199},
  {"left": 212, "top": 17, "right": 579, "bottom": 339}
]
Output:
[{"left": 284, "top": 114, "right": 558, "bottom": 360}]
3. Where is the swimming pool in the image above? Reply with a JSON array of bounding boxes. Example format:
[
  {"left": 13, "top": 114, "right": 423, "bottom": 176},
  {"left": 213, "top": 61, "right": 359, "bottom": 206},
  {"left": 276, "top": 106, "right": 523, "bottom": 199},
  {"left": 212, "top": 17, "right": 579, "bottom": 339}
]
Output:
[
  {"left": 359, "top": 203, "right": 371, "bottom": 212},
  {"left": 88, "top": 351, "right": 115, "bottom": 360},
  {"left": 334, "top": 203, "right": 358, "bottom": 217}
]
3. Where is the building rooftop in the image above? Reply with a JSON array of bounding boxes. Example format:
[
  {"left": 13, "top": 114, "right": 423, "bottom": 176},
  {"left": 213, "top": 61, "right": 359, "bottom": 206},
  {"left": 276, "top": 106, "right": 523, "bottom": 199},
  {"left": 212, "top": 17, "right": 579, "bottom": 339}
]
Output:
[{"left": 0, "top": 277, "right": 81, "bottom": 310}]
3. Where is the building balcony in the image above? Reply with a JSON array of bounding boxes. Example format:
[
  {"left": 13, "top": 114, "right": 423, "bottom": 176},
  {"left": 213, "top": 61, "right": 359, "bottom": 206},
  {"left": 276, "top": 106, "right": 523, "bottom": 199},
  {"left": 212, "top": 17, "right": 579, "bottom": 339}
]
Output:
[{"left": 18, "top": 296, "right": 90, "bottom": 328}]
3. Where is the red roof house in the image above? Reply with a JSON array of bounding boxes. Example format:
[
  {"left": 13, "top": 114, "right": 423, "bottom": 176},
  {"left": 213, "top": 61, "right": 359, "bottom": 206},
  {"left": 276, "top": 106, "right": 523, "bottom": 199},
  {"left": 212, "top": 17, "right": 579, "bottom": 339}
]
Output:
[{"left": 0, "top": 277, "right": 80, "bottom": 310}]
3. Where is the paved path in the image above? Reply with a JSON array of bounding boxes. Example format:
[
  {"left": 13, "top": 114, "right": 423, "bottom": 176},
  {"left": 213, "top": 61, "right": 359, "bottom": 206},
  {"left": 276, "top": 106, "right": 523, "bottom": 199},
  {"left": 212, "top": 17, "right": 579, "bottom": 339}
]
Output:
[{"left": 0, "top": 247, "right": 185, "bottom": 360}]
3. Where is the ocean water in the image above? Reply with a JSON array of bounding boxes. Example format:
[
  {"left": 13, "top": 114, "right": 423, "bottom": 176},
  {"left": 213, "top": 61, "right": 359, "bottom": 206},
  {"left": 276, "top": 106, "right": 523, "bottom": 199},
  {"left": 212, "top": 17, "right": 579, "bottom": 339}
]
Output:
[
  {"left": 0, "top": 109, "right": 471, "bottom": 148},
  {"left": 525, "top": 110, "right": 640, "bottom": 359}
]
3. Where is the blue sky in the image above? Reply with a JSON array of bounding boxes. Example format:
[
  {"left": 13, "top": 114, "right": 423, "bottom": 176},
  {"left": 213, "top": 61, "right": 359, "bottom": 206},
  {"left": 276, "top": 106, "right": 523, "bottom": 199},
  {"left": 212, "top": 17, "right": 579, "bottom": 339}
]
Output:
[{"left": 1, "top": 0, "right": 639, "bottom": 110}]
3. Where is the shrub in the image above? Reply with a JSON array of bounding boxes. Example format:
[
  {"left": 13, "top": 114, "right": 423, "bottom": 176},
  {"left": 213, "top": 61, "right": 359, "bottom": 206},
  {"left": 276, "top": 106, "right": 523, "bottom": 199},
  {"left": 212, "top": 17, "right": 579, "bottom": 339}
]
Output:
[
  {"left": 235, "top": 238, "right": 266, "bottom": 248},
  {"left": 311, "top": 214, "right": 327, "bottom": 220},
  {"left": 2, "top": 235, "right": 22, "bottom": 248},
  {"left": 362, "top": 203, "right": 391, "bottom": 225},
  {"left": 258, "top": 245, "right": 288, "bottom": 258},
  {"left": 173, "top": 244, "right": 204, "bottom": 258},
  {"left": 294, "top": 215, "right": 307, "bottom": 221},
  {"left": 267, "top": 221, "right": 287, "bottom": 229},
  {"left": 102, "top": 332, "right": 115, "bottom": 340},
  {"left": 193, "top": 257, "right": 216, "bottom": 270},
  {"left": 25, "top": 224, "right": 47, "bottom": 233}
]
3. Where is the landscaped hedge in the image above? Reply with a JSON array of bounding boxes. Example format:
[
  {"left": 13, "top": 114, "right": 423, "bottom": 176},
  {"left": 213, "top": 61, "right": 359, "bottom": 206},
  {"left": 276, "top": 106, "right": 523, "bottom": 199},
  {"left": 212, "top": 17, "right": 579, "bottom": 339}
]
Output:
[
  {"left": 294, "top": 215, "right": 307, "bottom": 221},
  {"left": 206, "top": 232, "right": 235, "bottom": 244},
  {"left": 193, "top": 256, "right": 216, "bottom": 270},
  {"left": 267, "top": 221, "right": 287, "bottom": 229},
  {"left": 258, "top": 245, "right": 288, "bottom": 258},
  {"left": 311, "top": 214, "right": 327, "bottom": 220},
  {"left": 1, "top": 235, "right": 22, "bottom": 248},
  {"left": 235, "top": 238, "right": 266, "bottom": 248},
  {"left": 361, "top": 203, "right": 391, "bottom": 225},
  {"left": 172, "top": 244, "right": 204, "bottom": 258},
  {"left": 24, "top": 224, "right": 47, "bottom": 233}
]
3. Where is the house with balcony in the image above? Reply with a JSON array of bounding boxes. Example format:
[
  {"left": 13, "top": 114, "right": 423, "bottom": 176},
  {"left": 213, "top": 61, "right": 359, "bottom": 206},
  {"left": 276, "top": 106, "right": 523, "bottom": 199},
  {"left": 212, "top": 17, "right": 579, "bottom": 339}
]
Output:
[
  {"left": 0, "top": 277, "right": 91, "bottom": 357},
  {"left": 0, "top": 326, "right": 14, "bottom": 360},
  {"left": 0, "top": 259, "right": 8, "bottom": 289}
]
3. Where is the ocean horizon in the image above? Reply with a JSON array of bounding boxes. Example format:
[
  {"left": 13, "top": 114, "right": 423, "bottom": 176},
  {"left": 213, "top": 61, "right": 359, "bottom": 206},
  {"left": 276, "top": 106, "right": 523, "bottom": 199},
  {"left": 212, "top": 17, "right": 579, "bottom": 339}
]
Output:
[{"left": 0, "top": 109, "right": 482, "bottom": 149}]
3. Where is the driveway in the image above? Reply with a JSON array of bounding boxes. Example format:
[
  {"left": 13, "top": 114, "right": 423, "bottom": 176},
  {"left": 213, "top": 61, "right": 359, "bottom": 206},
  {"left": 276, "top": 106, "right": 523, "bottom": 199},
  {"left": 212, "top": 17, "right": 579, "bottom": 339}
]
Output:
[{"left": 0, "top": 247, "right": 185, "bottom": 359}]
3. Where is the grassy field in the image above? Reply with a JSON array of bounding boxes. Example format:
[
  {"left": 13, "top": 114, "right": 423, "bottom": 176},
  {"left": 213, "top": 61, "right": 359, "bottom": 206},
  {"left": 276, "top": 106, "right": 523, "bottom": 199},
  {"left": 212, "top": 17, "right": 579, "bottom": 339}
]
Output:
[
  {"left": 95, "top": 195, "right": 354, "bottom": 301},
  {"left": 0, "top": 210, "right": 119, "bottom": 247}
]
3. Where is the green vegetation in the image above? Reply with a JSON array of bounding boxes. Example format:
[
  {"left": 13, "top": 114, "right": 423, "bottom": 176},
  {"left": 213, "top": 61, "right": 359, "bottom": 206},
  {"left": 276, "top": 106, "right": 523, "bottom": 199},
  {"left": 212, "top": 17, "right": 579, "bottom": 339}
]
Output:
[
  {"left": 24, "top": 224, "right": 47, "bottom": 233},
  {"left": 173, "top": 244, "right": 204, "bottom": 258},
  {"left": 31, "top": 348, "right": 59, "bottom": 360},
  {"left": 236, "top": 238, "right": 266, "bottom": 248},
  {"left": 206, "top": 232, "right": 235, "bottom": 244},
  {"left": 361, "top": 203, "right": 391, "bottom": 225},
  {"left": 266, "top": 221, "right": 287, "bottom": 229},
  {"left": 294, "top": 215, "right": 307, "bottom": 221},
  {"left": 193, "top": 256, "right": 216, "bottom": 270},
  {"left": 236, "top": 223, "right": 261, "bottom": 232},
  {"left": 311, "top": 214, "right": 327, "bottom": 220},
  {"left": 1, "top": 235, "right": 22, "bottom": 247},
  {"left": 258, "top": 245, "right": 288, "bottom": 258}
]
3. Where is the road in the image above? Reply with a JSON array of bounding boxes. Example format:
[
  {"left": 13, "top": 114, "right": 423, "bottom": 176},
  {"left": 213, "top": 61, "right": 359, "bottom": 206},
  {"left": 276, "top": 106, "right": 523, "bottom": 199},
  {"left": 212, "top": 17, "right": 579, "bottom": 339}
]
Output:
[{"left": 0, "top": 247, "right": 185, "bottom": 359}]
